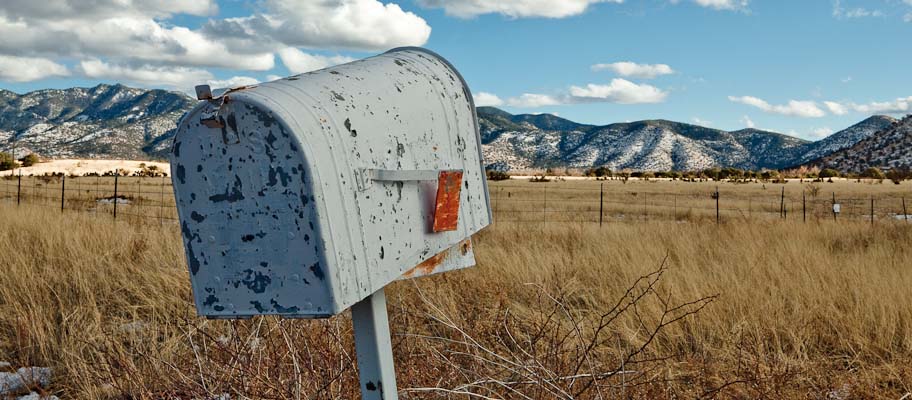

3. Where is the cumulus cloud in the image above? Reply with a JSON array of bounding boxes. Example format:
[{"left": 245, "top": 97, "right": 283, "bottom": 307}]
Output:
[
  {"left": 840, "top": 97, "right": 912, "bottom": 114},
  {"left": 569, "top": 80, "right": 668, "bottom": 104},
  {"left": 693, "top": 0, "right": 748, "bottom": 10},
  {"left": 670, "top": 0, "right": 749, "bottom": 11},
  {"left": 0, "top": 55, "right": 69, "bottom": 82},
  {"left": 203, "top": 0, "right": 431, "bottom": 52},
  {"left": 590, "top": 62, "right": 674, "bottom": 79},
  {"left": 78, "top": 59, "right": 257, "bottom": 91},
  {"left": 277, "top": 48, "right": 355, "bottom": 75},
  {"left": 507, "top": 93, "right": 563, "bottom": 108},
  {"left": 506, "top": 79, "right": 668, "bottom": 108},
  {"left": 728, "top": 95, "right": 826, "bottom": 118},
  {"left": 832, "top": 0, "right": 883, "bottom": 19},
  {"left": 474, "top": 92, "right": 504, "bottom": 107},
  {"left": 0, "top": 0, "right": 430, "bottom": 84},
  {"left": 823, "top": 101, "right": 848, "bottom": 115},
  {"left": 415, "top": 0, "right": 623, "bottom": 18}
]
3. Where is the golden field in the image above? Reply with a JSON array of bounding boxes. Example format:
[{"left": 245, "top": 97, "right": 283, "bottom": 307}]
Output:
[{"left": 0, "top": 179, "right": 910, "bottom": 399}]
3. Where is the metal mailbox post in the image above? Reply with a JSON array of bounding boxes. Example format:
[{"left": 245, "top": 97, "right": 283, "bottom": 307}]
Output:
[{"left": 170, "top": 47, "right": 492, "bottom": 399}]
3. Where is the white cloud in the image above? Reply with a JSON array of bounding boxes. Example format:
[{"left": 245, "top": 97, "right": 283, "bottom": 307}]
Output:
[
  {"left": 415, "top": 0, "right": 623, "bottom": 18},
  {"left": 0, "top": 55, "right": 69, "bottom": 82},
  {"left": 0, "top": 13, "right": 275, "bottom": 72},
  {"left": 0, "top": 0, "right": 428, "bottom": 84},
  {"left": 203, "top": 0, "right": 431, "bottom": 52},
  {"left": 78, "top": 59, "right": 212, "bottom": 88},
  {"left": 277, "top": 48, "right": 355, "bottom": 75},
  {"left": 474, "top": 92, "right": 504, "bottom": 107},
  {"left": 823, "top": 101, "right": 849, "bottom": 115},
  {"left": 832, "top": 0, "right": 884, "bottom": 19},
  {"left": 728, "top": 95, "right": 826, "bottom": 118},
  {"left": 208, "top": 76, "right": 260, "bottom": 90},
  {"left": 842, "top": 97, "right": 912, "bottom": 114},
  {"left": 841, "top": 76, "right": 852, "bottom": 83},
  {"left": 671, "top": 0, "right": 749, "bottom": 11},
  {"left": 590, "top": 62, "right": 674, "bottom": 79},
  {"left": 569, "top": 79, "right": 668, "bottom": 104},
  {"left": 507, "top": 93, "right": 563, "bottom": 108},
  {"left": 77, "top": 59, "right": 257, "bottom": 91},
  {"left": 505, "top": 79, "right": 669, "bottom": 108},
  {"left": 904, "top": 13, "right": 912, "bottom": 22},
  {"left": 740, "top": 115, "right": 756, "bottom": 128},
  {"left": 693, "top": 0, "right": 749, "bottom": 10},
  {"left": 691, "top": 117, "right": 712, "bottom": 126},
  {"left": 809, "top": 127, "right": 834, "bottom": 139}
]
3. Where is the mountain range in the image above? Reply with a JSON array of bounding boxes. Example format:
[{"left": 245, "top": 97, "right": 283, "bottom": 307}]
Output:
[
  {"left": 0, "top": 84, "right": 906, "bottom": 173},
  {"left": 478, "top": 107, "right": 896, "bottom": 171}
]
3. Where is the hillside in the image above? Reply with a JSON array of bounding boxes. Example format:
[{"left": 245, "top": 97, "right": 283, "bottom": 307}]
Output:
[
  {"left": 0, "top": 84, "right": 194, "bottom": 160},
  {"left": 478, "top": 107, "right": 892, "bottom": 171},
  {"left": 808, "top": 115, "right": 912, "bottom": 173}
]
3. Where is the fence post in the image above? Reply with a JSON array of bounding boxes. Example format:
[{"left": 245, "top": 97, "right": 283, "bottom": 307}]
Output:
[
  {"left": 904, "top": 197, "right": 908, "bottom": 222},
  {"left": 16, "top": 171, "right": 21, "bottom": 205},
  {"left": 113, "top": 174, "right": 119, "bottom": 220},
  {"left": 160, "top": 174, "right": 166, "bottom": 226},
  {"left": 870, "top": 197, "right": 874, "bottom": 225},
  {"left": 542, "top": 184, "right": 546, "bottom": 226},
  {"left": 780, "top": 187, "right": 785, "bottom": 219},
  {"left": 715, "top": 186, "right": 720, "bottom": 225},
  {"left": 802, "top": 191, "right": 806, "bottom": 223},
  {"left": 674, "top": 193, "right": 677, "bottom": 221},
  {"left": 60, "top": 175, "right": 65, "bottom": 212},
  {"left": 599, "top": 182, "right": 604, "bottom": 227}
]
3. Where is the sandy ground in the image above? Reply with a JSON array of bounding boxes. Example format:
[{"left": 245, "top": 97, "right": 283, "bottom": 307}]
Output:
[{"left": 0, "top": 160, "right": 170, "bottom": 177}]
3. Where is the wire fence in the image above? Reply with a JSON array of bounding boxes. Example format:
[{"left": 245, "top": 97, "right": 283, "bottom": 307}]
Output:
[
  {"left": 0, "top": 174, "right": 177, "bottom": 225},
  {"left": 0, "top": 175, "right": 910, "bottom": 226}
]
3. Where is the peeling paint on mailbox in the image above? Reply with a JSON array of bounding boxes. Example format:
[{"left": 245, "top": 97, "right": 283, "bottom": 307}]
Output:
[{"left": 171, "top": 47, "right": 492, "bottom": 319}]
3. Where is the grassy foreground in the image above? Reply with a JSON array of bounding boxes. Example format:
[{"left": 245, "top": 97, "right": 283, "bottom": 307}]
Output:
[{"left": 0, "top": 203, "right": 910, "bottom": 399}]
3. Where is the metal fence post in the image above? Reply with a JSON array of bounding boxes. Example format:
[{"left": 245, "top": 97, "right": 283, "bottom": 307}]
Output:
[
  {"left": 160, "top": 174, "right": 166, "bottom": 226},
  {"left": 870, "top": 197, "right": 874, "bottom": 225},
  {"left": 780, "top": 187, "right": 785, "bottom": 219},
  {"left": 802, "top": 191, "right": 806, "bottom": 223},
  {"left": 16, "top": 171, "right": 21, "bottom": 205},
  {"left": 904, "top": 197, "right": 908, "bottom": 222},
  {"left": 60, "top": 175, "right": 65, "bottom": 212},
  {"left": 599, "top": 182, "right": 604, "bottom": 227},
  {"left": 351, "top": 288, "right": 399, "bottom": 400},
  {"left": 715, "top": 187, "right": 720, "bottom": 225},
  {"left": 113, "top": 174, "right": 119, "bottom": 220}
]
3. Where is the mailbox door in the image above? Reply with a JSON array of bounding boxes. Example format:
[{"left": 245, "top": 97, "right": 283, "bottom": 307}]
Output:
[{"left": 172, "top": 99, "right": 337, "bottom": 318}]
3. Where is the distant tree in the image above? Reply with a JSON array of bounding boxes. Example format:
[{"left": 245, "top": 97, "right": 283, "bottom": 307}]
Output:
[
  {"left": 886, "top": 168, "right": 909, "bottom": 185},
  {"left": 0, "top": 152, "right": 17, "bottom": 171},
  {"left": 19, "top": 153, "right": 39, "bottom": 167},
  {"left": 861, "top": 167, "right": 886, "bottom": 180},
  {"left": 486, "top": 170, "right": 510, "bottom": 181},
  {"left": 819, "top": 168, "right": 840, "bottom": 178}
]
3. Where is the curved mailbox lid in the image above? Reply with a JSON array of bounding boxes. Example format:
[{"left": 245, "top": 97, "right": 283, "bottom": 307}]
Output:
[{"left": 171, "top": 48, "right": 492, "bottom": 319}]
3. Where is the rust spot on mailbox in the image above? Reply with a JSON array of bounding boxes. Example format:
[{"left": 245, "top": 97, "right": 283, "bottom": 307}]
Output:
[
  {"left": 401, "top": 239, "right": 472, "bottom": 279},
  {"left": 433, "top": 170, "right": 462, "bottom": 232}
]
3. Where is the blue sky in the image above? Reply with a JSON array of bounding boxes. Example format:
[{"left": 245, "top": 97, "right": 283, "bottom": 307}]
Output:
[{"left": 0, "top": 0, "right": 910, "bottom": 140}]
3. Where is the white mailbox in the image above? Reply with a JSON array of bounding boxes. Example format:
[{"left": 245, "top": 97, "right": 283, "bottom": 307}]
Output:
[{"left": 171, "top": 48, "right": 491, "bottom": 319}]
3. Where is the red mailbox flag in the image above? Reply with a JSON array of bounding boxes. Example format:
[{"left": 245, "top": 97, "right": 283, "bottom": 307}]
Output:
[{"left": 433, "top": 170, "right": 463, "bottom": 232}]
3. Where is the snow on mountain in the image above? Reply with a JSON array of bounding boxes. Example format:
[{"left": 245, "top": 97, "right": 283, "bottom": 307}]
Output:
[
  {"left": 808, "top": 115, "right": 912, "bottom": 173},
  {"left": 479, "top": 107, "right": 895, "bottom": 172},
  {"left": 0, "top": 84, "right": 193, "bottom": 160}
]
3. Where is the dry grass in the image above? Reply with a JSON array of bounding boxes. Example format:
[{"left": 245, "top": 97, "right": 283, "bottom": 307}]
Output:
[{"left": 0, "top": 181, "right": 911, "bottom": 398}]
